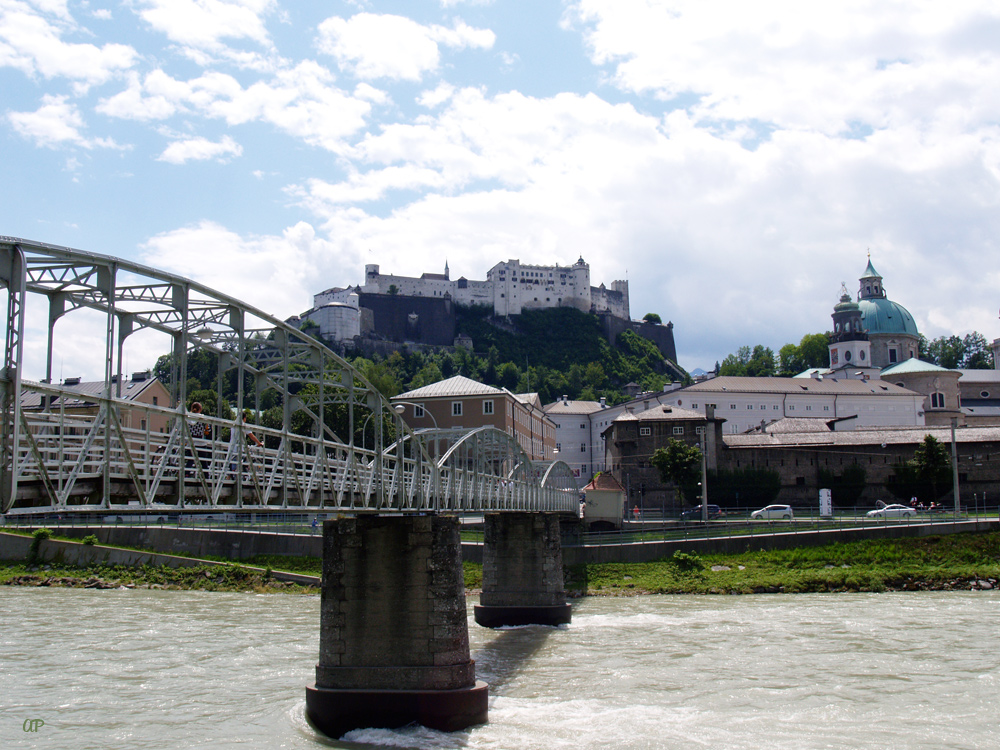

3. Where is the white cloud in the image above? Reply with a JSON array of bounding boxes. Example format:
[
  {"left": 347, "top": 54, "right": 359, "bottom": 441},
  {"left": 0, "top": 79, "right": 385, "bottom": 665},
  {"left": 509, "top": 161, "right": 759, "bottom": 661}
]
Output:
[
  {"left": 97, "top": 70, "right": 183, "bottom": 120},
  {"left": 133, "top": 0, "right": 275, "bottom": 52},
  {"left": 98, "top": 62, "right": 373, "bottom": 151},
  {"left": 316, "top": 12, "right": 495, "bottom": 81},
  {"left": 567, "top": 0, "right": 1000, "bottom": 138},
  {"left": 0, "top": 0, "right": 136, "bottom": 84},
  {"left": 7, "top": 94, "right": 127, "bottom": 149},
  {"left": 140, "top": 220, "right": 338, "bottom": 319},
  {"left": 157, "top": 133, "right": 242, "bottom": 163}
]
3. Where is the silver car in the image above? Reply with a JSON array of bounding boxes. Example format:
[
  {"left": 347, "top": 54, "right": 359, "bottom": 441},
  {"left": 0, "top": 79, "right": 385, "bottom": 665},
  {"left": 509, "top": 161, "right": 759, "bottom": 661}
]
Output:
[
  {"left": 750, "top": 504, "right": 794, "bottom": 520},
  {"left": 866, "top": 504, "right": 916, "bottom": 519}
]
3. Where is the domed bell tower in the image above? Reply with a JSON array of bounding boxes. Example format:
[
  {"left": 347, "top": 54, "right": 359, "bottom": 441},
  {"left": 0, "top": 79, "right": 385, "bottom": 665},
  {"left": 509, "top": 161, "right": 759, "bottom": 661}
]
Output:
[{"left": 829, "top": 284, "right": 874, "bottom": 377}]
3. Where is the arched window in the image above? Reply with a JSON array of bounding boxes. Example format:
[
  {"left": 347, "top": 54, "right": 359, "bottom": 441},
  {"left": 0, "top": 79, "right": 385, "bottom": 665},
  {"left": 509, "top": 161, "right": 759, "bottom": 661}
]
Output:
[{"left": 930, "top": 392, "right": 945, "bottom": 409}]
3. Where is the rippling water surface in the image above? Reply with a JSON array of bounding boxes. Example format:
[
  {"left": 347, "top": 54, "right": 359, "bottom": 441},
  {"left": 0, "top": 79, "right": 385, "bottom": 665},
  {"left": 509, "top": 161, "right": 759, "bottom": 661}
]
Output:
[{"left": 2, "top": 589, "right": 997, "bottom": 749}]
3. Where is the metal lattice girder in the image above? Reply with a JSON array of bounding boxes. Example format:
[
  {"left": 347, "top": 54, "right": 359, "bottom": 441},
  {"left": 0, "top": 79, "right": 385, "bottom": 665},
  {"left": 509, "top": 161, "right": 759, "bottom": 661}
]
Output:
[{"left": 0, "top": 237, "right": 577, "bottom": 516}]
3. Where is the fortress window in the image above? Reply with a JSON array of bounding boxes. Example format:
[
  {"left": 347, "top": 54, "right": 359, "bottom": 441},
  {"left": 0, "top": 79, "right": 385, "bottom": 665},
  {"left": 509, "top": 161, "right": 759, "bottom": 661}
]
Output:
[
  {"left": 931, "top": 392, "right": 945, "bottom": 408},
  {"left": 452, "top": 402, "right": 463, "bottom": 417},
  {"left": 673, "top": 426, "right": 684, "bottom": 435},
  {"left": 483, "top": 400, "right": 494, "bottom": 415},
  {"left": 414, "top": 404, "right": 425, "bottom": 418}
]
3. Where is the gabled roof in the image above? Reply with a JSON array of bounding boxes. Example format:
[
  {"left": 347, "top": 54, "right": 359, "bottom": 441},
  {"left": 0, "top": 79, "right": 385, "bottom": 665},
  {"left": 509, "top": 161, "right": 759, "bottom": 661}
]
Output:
[
  {"left": 583, "top": 473, "right": 625, "bottom": 492},
  {"left": 743, "top": 417, "right": 835, "bottom": 434},
  {"left": 674, "top": 375, "right": 919, "bottom": 396},
  {"left": 542, "top": 399, "right": 605, "bottom": 416},
  {"left": 513, "top": 392, "right": 542, "bottom": 408},
  {"left": 20, "top": 376, "right": 163, "bottom": 409},
  {"left": 629, "top": 404, "right": 706, "bottom": 422},
  {"left": 394, "top": 375, "right": 504, "bottom": 399}
]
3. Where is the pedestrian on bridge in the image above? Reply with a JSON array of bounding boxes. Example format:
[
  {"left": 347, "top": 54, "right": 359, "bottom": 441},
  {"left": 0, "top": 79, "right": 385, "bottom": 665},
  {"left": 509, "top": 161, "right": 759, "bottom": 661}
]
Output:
[{"left": 187, "top": 402, "right": 210, "bottom": 474}]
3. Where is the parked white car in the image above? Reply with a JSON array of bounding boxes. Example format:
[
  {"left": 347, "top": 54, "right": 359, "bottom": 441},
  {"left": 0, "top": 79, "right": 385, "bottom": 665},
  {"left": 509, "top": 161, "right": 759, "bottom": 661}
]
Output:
[
  {"left": 750, "top": 504, "right": 794, "bottom": 520},
  {"left": 866, "top": 504, "right": 916, "bottom": 519}
]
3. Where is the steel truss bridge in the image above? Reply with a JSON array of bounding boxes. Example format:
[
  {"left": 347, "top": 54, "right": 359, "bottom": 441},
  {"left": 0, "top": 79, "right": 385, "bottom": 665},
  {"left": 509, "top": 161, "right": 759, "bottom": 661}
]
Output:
[{"left": 1, "top": 238, "right": 577, "bottom": 517}]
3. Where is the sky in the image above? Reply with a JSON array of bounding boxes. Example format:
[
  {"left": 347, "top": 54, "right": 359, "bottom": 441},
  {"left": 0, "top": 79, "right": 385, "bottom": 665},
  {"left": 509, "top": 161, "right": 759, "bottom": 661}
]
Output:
[{"left": 3, "top": 0, "right": 1000, "bottom": 378}]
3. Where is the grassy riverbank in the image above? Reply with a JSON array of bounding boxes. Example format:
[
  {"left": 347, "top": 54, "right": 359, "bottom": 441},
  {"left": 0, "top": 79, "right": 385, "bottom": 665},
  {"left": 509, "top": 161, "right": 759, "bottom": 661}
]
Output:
[
  {"left": 567, "top": 532, "right": 1000, "bottom": 595},
  {"left": 2, "top": 531, "right": 998, "bottom": 595},
  {"left": 0, "top": 560, "right": 318, "bottom": 593}
]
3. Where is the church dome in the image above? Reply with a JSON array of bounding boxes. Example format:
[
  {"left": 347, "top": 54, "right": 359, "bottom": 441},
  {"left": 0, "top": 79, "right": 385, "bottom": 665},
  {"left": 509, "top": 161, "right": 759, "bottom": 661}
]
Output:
[{"left": 859, "top": 297, "right": 919, "bottom": 336}]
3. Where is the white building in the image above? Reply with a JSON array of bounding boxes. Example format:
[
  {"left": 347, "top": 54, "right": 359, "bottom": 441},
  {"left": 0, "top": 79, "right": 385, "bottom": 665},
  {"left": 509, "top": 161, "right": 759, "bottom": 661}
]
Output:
[
  {"left": 313, "top": 256, "right": 629, "bottom": 321},
  {"left": 543, "top": 397, "right": 610, "bottom": 486},
  {"left": 660, "top": 376, "right": 925, "bottom": 434}
]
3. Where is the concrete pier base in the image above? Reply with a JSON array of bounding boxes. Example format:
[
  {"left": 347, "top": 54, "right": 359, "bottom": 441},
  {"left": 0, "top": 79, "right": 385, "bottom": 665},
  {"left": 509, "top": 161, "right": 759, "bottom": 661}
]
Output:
[
  {"left": 305, "top": 515, "right": 488, "bottom": 738},
  {"left": 474, "top": 512, "right": 571, "bottom": 628}
]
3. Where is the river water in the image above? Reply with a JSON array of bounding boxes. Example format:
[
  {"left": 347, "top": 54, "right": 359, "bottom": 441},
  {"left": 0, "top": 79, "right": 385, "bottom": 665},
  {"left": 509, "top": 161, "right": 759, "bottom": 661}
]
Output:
[{"left": 1, "top": 588, "right": 997, "bottom": 749}]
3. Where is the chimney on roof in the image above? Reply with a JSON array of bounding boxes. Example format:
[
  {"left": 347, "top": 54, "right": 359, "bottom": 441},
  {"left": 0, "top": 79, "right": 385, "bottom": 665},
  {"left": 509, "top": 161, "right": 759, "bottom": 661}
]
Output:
[
  {"left": 64, "top": 377, "right": 81, "bottom": 386},
  {"left": 562, "top": 394, "right": 568, "bottom": 404},
  {"left": 760, "top": 419, "right": 766, "bottom": 434},
  {"left": 132, "top": 370, "right": 150, "bottom": 382},
  {"left": 600, "top": 397, "right": 606, "bottom": 408},
  {"left": 706, "top": 405, "right": 715, "bottom": 420}
]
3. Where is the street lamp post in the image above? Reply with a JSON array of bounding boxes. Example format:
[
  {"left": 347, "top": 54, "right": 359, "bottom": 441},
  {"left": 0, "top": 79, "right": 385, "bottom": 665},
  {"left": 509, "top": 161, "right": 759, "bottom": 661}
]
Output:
[
  {"left": 700, "top": 429, "right": 709, "bottom": 523},
  {"left": 950, "top": 417, "right": 960, "bottom": 516}
]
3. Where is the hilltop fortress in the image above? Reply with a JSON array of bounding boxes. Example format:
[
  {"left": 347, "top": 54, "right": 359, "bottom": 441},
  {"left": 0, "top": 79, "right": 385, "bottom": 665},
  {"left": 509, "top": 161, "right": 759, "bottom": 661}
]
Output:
[{"left": 296, "top": 257, "right": 676, "bottom": 362}]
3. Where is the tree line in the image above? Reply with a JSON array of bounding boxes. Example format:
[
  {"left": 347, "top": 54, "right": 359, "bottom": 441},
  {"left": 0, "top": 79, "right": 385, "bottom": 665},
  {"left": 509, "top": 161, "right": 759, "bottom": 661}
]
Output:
[{"left": 717, "top": 330, "right": 995, "bottom": 377}]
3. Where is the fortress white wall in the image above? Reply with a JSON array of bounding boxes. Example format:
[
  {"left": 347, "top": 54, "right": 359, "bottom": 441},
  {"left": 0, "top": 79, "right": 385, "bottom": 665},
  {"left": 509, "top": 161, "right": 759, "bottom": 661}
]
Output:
[{"left": 307, "top": 257, "right": 631, "bottom": 341}]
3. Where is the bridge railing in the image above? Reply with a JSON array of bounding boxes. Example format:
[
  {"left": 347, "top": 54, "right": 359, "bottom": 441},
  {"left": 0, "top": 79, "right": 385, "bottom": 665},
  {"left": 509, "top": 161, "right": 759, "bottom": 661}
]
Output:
[{"left": 8, "top": 381, "right": 577, "bottom": 514}]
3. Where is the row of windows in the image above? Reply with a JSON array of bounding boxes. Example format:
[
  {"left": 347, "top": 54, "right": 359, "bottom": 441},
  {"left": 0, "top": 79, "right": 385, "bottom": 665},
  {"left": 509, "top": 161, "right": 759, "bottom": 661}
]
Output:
[
  {"left": 637, "top": 425, "right": 704, "bottom": 436},
  {"left": 556, "top": 443, "right": 589, "bottom": 452}
]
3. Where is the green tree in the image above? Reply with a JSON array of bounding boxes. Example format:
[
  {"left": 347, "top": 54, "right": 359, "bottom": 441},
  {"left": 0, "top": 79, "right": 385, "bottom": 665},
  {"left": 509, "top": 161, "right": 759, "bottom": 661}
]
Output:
[
  {"left": 642, "top": 312, "right": 662, "bottom": 324},
  {"left": 925, "top": 335, "right": 965, "bottom": 368},
  {"left": 912, "top": 434, "right": 951, "bottom": 500},
  {"left": 407, "top": 362, "right": 444, "bottom": 391},
  {"left": 886, "top": 434, "right": 952, "bottom": 503},
  {"left": 746, "top": 345, "right": 777, "bottom": 377},
  {"left": 650, "top": 438, "right": 703, "bottom": 502},
  {"left": 961, "top": 332, "right": 994, "bottom": 369}
]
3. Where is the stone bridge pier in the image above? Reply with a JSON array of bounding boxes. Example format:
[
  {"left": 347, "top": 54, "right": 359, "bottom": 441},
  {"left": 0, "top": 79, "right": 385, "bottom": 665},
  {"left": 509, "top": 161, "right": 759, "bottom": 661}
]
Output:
[
  {"left": 306, "top": 515, "right": 488, "bottom": 738},
  {"left": 474, "top": 512, "right": 572, "bottom": 628}
]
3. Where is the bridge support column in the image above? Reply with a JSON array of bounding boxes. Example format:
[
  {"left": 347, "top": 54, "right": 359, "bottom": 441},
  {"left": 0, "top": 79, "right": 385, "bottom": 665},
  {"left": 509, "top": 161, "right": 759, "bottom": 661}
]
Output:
[
  {"left": 306, "top": 515, "right": 488, "bottom": 738},
  {"left": 474, "top": 512, "right": 572, "bottom": 628}
]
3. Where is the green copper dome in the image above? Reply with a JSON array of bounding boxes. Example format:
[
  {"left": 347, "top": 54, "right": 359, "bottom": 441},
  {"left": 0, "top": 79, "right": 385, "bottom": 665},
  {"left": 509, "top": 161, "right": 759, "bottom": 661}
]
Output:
[{"left": 859, "top": 297, "right": 919, "bottom": 336}]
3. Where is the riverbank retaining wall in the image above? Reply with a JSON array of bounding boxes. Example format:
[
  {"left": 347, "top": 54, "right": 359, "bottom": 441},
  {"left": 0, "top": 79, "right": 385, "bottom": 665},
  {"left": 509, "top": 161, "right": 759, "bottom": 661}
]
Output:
[
  {"left": 3, "top": 520, "right": 997, "bottom": 569},
  {"left": 559, "top": 520, "right": 1000, "bottom": 565}
]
